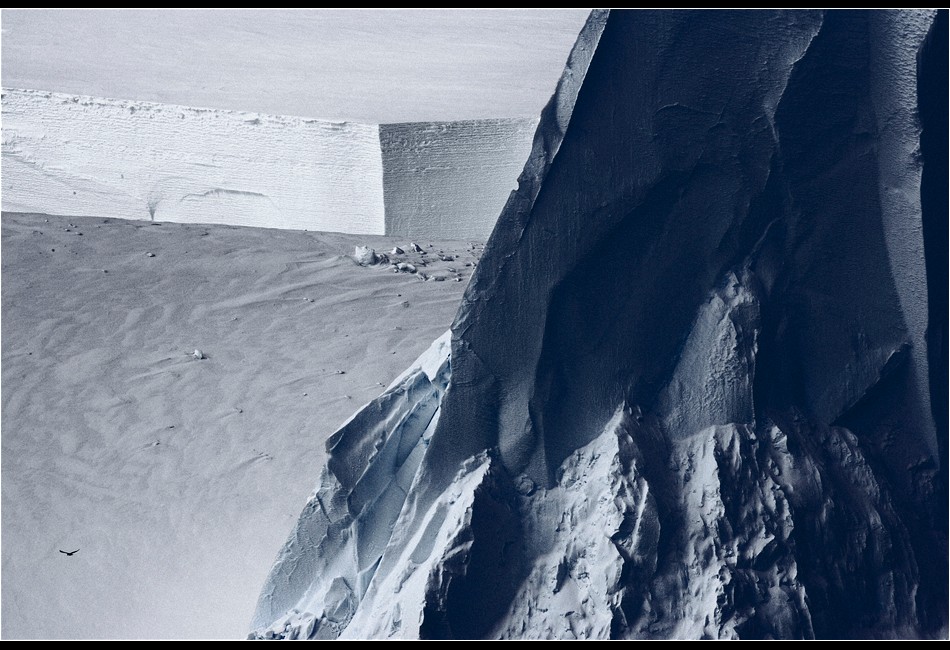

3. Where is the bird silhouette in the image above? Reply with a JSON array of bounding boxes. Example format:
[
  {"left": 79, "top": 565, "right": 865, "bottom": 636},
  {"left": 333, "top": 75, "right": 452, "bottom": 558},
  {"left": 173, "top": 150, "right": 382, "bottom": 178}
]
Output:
[{"left": 59, "top": 549, "right": 79, "bottom": 556}]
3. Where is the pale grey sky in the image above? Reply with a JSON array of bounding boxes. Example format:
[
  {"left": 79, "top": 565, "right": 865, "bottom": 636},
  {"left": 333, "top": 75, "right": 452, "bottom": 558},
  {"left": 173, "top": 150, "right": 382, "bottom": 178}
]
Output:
[{"left": 1, "top": 9, "right": 590, "bottom": 123}]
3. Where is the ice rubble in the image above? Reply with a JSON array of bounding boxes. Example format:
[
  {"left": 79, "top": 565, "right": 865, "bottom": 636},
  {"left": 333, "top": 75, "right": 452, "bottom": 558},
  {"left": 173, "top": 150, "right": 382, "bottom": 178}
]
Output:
[{"left": 251, "top": 9, "right": 946, "bottom": 639}]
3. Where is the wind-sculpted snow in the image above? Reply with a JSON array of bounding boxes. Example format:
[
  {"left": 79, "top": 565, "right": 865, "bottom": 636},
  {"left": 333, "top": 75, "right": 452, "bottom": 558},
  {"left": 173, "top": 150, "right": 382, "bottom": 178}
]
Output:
[{"left": 253, "top": 9, "right": 946, "bottom": 639}]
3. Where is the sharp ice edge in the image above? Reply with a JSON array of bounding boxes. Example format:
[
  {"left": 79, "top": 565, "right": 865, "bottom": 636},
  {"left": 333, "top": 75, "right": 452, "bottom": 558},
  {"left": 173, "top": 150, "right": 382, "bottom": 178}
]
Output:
[
  {"left": 249, "top": 332, "right": 451, "bottom": 639},
  {"left": 0, "top": 88, "right": 536, "bottom": 239},
  {"left": 251, "top": 9, "right": 943, "bottom": 640}
]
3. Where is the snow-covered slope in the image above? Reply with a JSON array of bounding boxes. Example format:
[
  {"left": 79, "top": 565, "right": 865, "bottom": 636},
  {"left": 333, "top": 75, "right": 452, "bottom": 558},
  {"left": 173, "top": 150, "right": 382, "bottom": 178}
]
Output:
[
  {"left": 1, "top": 89, "right": 536, "bottom": 238},
  {"left": 0, "top": 212, "right": 479, "bottom": 639},
  {"left": 251, "top": 9, "right": 947, "bottom": 640}
]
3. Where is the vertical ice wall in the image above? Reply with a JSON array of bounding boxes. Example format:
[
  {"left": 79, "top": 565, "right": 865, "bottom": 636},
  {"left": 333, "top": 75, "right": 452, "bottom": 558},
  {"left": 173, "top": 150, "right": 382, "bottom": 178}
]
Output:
[
  {"left": 379, "top": 119, "right": 538, "bottom": 240},
  {"left": 251, "top": 9, "right": 947, "bottom": 640},
  {"left": 1, "top": 89, "right": 537, "bottom": 238},
  {"left": 1, "top": 89, "right": 387, "bottom": 233}
]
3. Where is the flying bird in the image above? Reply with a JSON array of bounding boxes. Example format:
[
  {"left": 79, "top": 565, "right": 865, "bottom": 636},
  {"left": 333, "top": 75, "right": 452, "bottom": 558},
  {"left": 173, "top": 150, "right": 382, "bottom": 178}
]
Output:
[{"left": 59, "top": 549, "right": 79, "bottom": 556}]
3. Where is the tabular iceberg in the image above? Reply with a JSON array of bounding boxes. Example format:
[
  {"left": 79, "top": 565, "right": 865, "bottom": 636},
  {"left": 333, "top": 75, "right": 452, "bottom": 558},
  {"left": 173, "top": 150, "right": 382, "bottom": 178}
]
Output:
[
  {"left": 251, "top": 9, "right": 947, "bottom": 639},
  {"left": 1, "top": 90, "right": 535, "bottom": 239}
]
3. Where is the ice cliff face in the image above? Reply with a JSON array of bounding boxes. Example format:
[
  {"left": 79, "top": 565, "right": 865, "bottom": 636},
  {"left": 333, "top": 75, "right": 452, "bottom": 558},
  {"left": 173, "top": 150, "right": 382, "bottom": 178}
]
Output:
[
  {"left": 252, "top": 9, "right": 947, "bottom": 639},
  {"left": 379, "top": 119, "right": 539, "bottom": 240},
  {"left": 1, "top": 90, "right": 387, "bottom": 233},
  {"left": 1, "top": 90, "right": 535, "bottom": 238}
]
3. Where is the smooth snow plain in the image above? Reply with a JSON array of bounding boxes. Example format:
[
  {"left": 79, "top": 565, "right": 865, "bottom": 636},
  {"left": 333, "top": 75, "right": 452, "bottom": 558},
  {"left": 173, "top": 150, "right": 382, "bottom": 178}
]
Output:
[
  {"left": 1, "top": 9, "right": 590, "bottom": 124},
  {"left": 0, "top": 212, "right": 479, "bottom": 638}
]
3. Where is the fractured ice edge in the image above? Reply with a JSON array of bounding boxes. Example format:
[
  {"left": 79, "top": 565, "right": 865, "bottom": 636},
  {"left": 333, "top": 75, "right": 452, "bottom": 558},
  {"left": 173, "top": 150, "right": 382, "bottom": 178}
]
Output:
[
  {"left": 251, "top": 274, "right": 922, "bottom": 639},
  {"left": 251, "top": 9, "right": 947, "bottom": 639}
]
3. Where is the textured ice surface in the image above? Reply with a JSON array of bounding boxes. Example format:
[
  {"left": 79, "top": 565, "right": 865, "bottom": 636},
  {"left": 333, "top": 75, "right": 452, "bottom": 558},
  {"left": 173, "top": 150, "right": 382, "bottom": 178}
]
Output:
[
  {"left": 251, "top": 332, "right": 453, "bottom": 639},
  {"left": 1, "top": 90, "right": 386, "bottom": 233},
  {"left": 1, "top": 89, "right": 536, "bottom": 238},
  {"left": 253, "top": 9, "right": 946, "bottom": 639},
  {"left": 379, "top": 119, "right": 538, "bottom": 240}
]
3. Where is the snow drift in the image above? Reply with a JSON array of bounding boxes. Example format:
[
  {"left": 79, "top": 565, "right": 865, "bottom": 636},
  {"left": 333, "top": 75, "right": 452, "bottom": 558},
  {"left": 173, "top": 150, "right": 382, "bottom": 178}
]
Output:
[
  {"left": 251, "top": 9, "right": 947, "bottom": 639},
  {"left": 1, "top": 89, "right": 535, "bottom": 238}
]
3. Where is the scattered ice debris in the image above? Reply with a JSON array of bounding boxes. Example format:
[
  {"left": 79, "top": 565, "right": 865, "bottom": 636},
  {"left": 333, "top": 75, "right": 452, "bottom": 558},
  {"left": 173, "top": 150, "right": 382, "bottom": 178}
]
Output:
[
  {"left": 192, "top": 349, "right": 205, "bottom": 360},
  {"left": 354, "top": 246, "right": 377, "bottom": 266},
  {"left": 515, "top": 474, "right": 536, "bottom": 496}
]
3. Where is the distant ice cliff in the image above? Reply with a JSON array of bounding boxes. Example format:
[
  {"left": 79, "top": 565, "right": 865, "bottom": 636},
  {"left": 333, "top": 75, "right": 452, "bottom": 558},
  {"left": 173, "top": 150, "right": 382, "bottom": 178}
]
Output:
[{"left": 1, "top": 89, "right": 536, "bottom": 239}]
